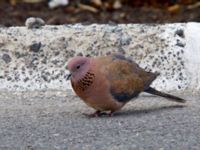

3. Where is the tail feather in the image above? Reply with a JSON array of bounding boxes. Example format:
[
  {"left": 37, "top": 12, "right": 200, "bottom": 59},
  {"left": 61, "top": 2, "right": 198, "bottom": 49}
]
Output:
[{"left": 144, "top": 87, "right": 186, "bottom": 103}]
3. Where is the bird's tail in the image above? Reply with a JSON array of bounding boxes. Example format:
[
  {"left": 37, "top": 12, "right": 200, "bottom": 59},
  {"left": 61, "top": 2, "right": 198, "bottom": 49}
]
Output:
[{"left": 144, "top": 87, "right": 186, "bottom": 103}]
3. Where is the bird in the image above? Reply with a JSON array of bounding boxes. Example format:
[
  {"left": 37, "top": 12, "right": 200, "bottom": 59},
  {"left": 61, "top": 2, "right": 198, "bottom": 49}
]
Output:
[{"left": 66, "top": 53, "right": 186, "bottom": 117}]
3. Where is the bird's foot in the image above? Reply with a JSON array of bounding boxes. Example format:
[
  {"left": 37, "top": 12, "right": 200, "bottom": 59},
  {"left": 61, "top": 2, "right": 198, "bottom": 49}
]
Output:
[
  {"left": 83, "top": 111, "right": 115, "bottom": 118},
  {"left": 83, "top": 110, "right": 103, "bottom": 118},
  {"left": 108, "top": 111, "right": 114, "bottom": 117}
]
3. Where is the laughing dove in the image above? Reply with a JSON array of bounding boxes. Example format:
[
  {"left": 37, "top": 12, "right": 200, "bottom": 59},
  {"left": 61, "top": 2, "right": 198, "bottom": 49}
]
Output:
[{"left": 67, "top": 54, "right": 186, "bottom": 117}]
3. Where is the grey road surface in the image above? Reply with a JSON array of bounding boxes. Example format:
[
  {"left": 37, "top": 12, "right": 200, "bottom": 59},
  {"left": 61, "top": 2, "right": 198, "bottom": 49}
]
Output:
[{"left": 0, "top": 90, "right": 199, "bottom": 150}]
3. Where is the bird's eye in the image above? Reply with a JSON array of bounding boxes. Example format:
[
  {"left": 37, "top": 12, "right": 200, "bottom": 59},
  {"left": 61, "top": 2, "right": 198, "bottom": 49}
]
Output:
[{"left": 76, "top": 65, "right": 80, "bottom": 69}]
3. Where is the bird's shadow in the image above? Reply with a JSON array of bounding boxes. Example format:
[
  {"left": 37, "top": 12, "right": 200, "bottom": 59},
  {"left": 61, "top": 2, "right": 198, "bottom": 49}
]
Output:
[
  {"left": 112, "top": 104, "right": 186, "bottom": 118},
  {"left": 81, "top": 104, "right": 185, "bottom": 119},
  {"left": 82, "top": 104, "right": 187, "bottom": 118}
]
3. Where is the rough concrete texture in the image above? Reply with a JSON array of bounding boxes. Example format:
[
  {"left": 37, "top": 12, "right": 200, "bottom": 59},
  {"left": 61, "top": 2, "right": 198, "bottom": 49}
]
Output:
[
  {"left": 0, "top": 90, "right": 199, "bottom": 149},
  {"left": 0, "top": 23, "right": 199, "bottom": 92},
  {"left": 185, "top": 23, "right": 200, "bottom": 92}
]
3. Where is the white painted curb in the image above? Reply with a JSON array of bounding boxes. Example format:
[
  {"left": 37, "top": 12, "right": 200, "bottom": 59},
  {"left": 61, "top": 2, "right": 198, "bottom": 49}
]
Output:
[
  {"left": 185, "top": 23, "right": 200, "bottom": 92},
  {"left": 0, "top": 23, "right": 199, "bottom": 92}
]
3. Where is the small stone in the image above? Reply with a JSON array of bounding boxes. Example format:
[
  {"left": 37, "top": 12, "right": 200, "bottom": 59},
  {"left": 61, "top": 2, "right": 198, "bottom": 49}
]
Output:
[
  {"left": 86, "top": 54, "right": 91, "bottom": 57},
  {"left": 120, "top": 36, "right": 132, "bottom": 45},
  {"left": 2, "top": 53, "right": 12, "bottom": 63},
  {"left": 175, "top": 29, "right": 185, "bottom": 38},
  {"left": 118, "top": 47, "right": 126, "bottom": 54},
  {"left": 48, "top": 0, "right": 69, "bottom": 9},
  {"left": 113, "top": 0, "right": 122, "bottom": 9},
  {"left": 176, "top": 40, "right": 185, "bottom": 47},
  {"left": 30, "top": 42, "right": 42, "bottom": 52},
  {"left": 52, "top": 60, "right": 59, "bottom": 65},
  {"left": 54, "top": 51, "right": 60, "bottom": 56},
  {"left": 7, "top": 77, "right": 12, "bottom": 81},
  {"left": 42, "top": 75, "right": 48, "bottom": 82},
  {"left": 106, "top": 51, "right": 111, "bottom": 56},
  {"left": 91, "top": 0, "right": 102, "bottom": 7},
  {"left": 41, "top": 59, "right": 47, "bottom": 64},
  {"left": 25, "top": 17, "right": 45, "bottom": 29},
  {"left": 181, "top": 50, "right": 184, "bottom": 53},
  {"left": 77, "top": 52, "right": 83, "bottom": 56}
]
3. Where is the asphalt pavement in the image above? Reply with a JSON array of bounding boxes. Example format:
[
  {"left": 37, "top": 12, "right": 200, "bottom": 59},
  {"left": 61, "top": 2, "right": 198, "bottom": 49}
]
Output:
[{"left": 0, "top": 90, "right": 199, "bottom": 150}]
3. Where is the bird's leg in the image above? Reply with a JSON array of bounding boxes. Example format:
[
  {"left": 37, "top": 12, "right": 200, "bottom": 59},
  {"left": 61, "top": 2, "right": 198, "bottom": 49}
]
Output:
[
  {"left": 83, "top": 110, "right": 102, "bottom": 117},
  {"left": 108, "top": 111, "right": 115, "bottom": 117},
  {"left": 92, "top": 110, "right": 102, "bottom": 117}
]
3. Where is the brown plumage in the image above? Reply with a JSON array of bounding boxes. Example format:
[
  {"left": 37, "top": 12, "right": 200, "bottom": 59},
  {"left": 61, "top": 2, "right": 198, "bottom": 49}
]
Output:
[{"left": 67, "top": 54, "right": 186, "bottom": 117}]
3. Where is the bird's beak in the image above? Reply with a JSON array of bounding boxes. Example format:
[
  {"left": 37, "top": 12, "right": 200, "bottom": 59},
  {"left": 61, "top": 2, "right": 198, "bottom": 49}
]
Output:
[{"left": 66, "top": 73, "right": 72, "bottom": 80}]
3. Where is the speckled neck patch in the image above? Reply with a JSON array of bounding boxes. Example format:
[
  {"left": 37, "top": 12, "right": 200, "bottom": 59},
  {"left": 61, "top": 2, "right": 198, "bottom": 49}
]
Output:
[{"left": 77, "top": 71, "right": 95, "bottom": 91}]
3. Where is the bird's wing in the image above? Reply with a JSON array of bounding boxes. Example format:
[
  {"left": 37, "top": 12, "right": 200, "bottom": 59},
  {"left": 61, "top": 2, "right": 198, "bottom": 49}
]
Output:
[{"left": 98, "top": 55, "right": 157, "bottom": 103}]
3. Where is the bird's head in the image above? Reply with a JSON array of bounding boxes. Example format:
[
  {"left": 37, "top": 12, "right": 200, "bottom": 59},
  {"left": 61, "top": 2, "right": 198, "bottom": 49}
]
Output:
[{"left": 66, "top": 56, "right": 91, "bottom": 81}]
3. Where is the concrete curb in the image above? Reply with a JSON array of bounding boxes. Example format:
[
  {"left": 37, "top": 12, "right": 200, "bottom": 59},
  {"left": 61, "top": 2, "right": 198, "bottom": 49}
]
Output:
[{"left": 0, "top": 23, "right": 199, "bottom": 92}]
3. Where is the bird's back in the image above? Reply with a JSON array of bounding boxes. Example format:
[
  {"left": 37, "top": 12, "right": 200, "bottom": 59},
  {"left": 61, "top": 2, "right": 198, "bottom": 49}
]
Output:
[{"left": 95, "top": 55, "right": 158, "bottom": 102}]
